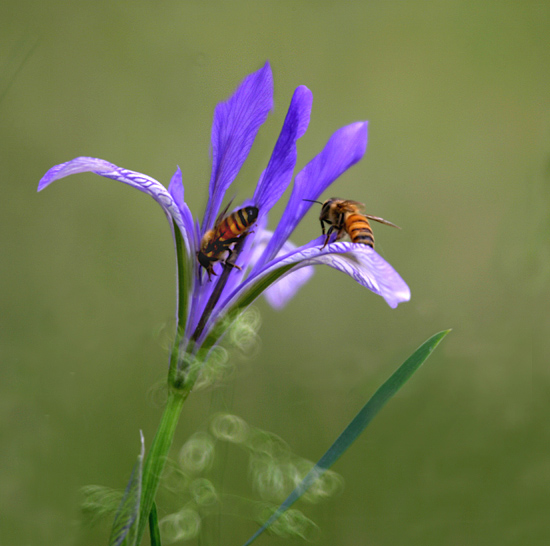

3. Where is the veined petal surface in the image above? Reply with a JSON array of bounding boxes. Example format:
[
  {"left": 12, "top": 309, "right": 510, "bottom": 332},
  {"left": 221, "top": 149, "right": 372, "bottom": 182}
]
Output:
[
  {"left": 38, "top": 156, "right": 190, "bottom": 250},
  {"left": 303, "top": 242, "right": 411, "bottom": 309},
  {"left": 253, "top": 85, "right": 312, "bottom": 214},
  {"left": 227, "top": 238, "right": 409, "bottom": 316},
  {"left": 202, "top": 62, "right": 273, "bottom": 232}
]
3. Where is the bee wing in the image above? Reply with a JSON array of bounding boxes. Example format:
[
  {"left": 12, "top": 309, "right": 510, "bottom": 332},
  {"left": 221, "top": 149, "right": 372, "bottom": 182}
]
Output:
[
  {"left": 364, "top": 214, "right": 401, "bottom": 229},
  {"left": 214, "top": 198, "right": 235, "bottom": 226},
  {"left": 341, "top": 199, "right": 365, "bottom": 211}
]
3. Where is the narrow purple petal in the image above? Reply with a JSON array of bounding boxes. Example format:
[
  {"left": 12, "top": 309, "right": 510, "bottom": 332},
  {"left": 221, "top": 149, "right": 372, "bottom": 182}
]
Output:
[
  {"left": 202, "top": 62, "right": 273, "bottom": 232},
  {"left": 228, "top": 237, "right": 409, "bottom": 313},
  {"left": 38, "top": 157, "right": 191, "bottom": 251},
  {"left": 168, "top": 167, "right": 197, "bottom": 253},
  {"left": 256, "top": 122, "right": 368, "bottom": 268},
  {"left": 252, "top": 85, "right": 312, "bottom": 213}
]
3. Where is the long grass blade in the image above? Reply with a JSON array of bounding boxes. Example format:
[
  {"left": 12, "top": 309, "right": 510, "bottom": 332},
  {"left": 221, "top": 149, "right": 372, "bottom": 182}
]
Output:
[{"left": 242, "top": 329, "right": 451, "bottom": 546}]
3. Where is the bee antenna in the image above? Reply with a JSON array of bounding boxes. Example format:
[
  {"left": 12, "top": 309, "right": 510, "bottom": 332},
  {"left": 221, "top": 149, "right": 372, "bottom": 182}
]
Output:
[{"left": 303, "top": 198, "right": 323, "bottom": 205}]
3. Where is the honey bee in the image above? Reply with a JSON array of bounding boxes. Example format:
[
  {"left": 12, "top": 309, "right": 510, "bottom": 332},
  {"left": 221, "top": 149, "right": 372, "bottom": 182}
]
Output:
[
  {"left": 197, "top": 204, "right": 259, "bottom": 279},
  {"left": 306, "top": 197, "right": 399, "bottom": 249}
]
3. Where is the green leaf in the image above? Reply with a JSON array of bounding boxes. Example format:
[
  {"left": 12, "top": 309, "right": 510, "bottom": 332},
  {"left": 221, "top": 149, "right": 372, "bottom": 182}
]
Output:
[
  {"left": 148, "top": 502, "right": 162, "bottom": 546},
  {"left": 241, "top": 329, "right": 451, "bottom": 546},
  {"left": 109, "top": 431, "right": 145, "bottom": 546}
]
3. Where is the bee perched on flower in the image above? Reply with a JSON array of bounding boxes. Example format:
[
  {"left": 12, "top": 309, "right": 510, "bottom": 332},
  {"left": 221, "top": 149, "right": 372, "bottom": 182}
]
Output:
[
  {"left": 197, "top": 203, "right": 259, "bottom": 280},
  {"left": 39, "top": 62, "right": 409, "bottom": 353},
  {"left": 38, "top": 62, "right": 411, "bottom": 544}
]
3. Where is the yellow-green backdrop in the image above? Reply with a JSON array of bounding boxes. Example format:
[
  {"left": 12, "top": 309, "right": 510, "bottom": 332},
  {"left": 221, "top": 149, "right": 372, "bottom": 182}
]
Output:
[{"left": 1, "top": 2, "right": 548, "bottom": 545}]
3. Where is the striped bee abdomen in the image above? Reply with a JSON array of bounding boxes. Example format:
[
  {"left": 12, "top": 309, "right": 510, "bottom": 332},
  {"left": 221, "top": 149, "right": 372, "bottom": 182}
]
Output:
[
  {"left": 197, "top": 205, "right": 259, "bottom": 279},
  {"left": 345, "top": 212, "right": 374, "bottom": 247},
  {"left": 218, "top": 206, "right": 258, "bottom": 242}
]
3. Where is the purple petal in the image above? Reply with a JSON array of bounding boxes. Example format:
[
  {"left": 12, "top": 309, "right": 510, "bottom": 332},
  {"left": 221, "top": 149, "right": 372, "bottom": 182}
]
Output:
[
  {"left": 39, "top": 156, "right": 187, "bottom": 229},
  {"left": 256, "top": 122, "right": 368, "bottom": 267},
  {"left": 304, "top": 242, "right": 410, "bottom": 308},
  {"left": 168, "top": 167, "right": 198, "bottom": 253},
  {"left": 248, "top": 229, "right": 314, "bottom": 309},
  {"left": 184, "top": 199, "right": 266, "bottom": 340},
  {"left": 252, "top": 85, "right": 312, "bottom": 213},
  {"left": 233, "top": 238, "right": 409, "bottom": 312},
  {"left": 202, "top": 62, "right": 273, "bottom": 232},
  {"left": 262, "top": 266, "right": 314, "bottom": 310},
  {"left": 197, "top": 238, "right": 407, "bottom": 344}
]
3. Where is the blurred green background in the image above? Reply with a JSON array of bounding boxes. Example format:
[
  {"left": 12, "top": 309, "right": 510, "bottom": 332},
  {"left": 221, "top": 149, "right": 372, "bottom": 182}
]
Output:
[{"left": 1, "top": 1, "right": 548, "bottom": 545}]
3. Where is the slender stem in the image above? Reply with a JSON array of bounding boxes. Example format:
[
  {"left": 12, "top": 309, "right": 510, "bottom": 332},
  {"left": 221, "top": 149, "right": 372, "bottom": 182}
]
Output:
[
  {"left": 136, "top": 389, "right": 187, "bottom": 545},
  {"left": 168, "top": 223, "right": 191, "bottom": 387},
  {"left": 190, "top": 235, "right": 248, "bottom": 345},
  {"left": 135, "top": 228, "right": 250, "bottom": 544},
  {"left": 173, "top": 221, "right": 189, "bottom": 331}
]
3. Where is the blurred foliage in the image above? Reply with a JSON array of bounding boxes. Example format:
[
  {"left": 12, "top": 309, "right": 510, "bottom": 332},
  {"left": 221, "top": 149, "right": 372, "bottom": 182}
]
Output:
[{"left": 1, "top": 1, "right": 548, "bottom": 545}]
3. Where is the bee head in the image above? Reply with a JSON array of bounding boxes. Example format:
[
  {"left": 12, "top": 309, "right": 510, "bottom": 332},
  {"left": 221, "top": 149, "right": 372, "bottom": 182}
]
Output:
[
  {"left": 197, "top": 250, "right": 211, "bottom": 269},
  {"left": 244, "top": 206, "right": 259, "bottom": 223}
]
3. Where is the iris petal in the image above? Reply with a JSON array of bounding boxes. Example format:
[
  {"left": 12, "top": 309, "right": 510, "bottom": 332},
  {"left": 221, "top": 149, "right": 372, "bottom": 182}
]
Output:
[
  {"left": 257, "top": 122, "right": 368, "bottom": 267},
  {"left": 226, "top": 238, "right": 409, "bottom": 315},
  {"left": 253, "top": 85, "right": 312, "bottom": 213},
  {"left": 168, "top": 167, "right": 197, "bottom": 254},
  {"left": 202, "top": 62, "right": 273, "bottom": 233},
  {"left": 248, "top": 228, "right": 314, "bottom": 310},
  {"left": 38, "top": 156, "right": 191, "bottom": 250},
  {"left": 302, "top": 242, "right": 411, "bottom": 309}
]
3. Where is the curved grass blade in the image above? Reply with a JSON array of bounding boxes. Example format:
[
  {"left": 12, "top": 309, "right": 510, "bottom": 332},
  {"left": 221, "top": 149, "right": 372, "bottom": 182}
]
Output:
[
  {"left": 109, "top": 431, "right": 145, "bottom": 546},
  {"left": 242, "top": 329, "right": 451, "bottom": 546}
]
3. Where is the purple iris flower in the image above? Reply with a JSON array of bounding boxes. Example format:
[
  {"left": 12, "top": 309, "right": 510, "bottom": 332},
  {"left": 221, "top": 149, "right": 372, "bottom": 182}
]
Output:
[{"left": 38, "top": 62, "right": 409, "bottom": 355}]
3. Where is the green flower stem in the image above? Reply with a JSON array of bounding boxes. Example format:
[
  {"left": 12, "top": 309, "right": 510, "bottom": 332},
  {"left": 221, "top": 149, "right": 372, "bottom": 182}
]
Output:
[
  {"left": 136, "top": 389, "right": 187, "bottom": 545},
  {"left": 173, "top": 222, "right": 190, "bottom": 334}
]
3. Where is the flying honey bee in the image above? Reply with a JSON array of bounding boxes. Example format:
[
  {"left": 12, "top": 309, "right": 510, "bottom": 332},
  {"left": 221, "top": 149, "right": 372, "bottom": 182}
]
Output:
[
  {"left": 305, "top": 197, "right": 400, "bottom": 249},
  {"left": 197, "top": 204, "right": 259, "bottom": 279}
]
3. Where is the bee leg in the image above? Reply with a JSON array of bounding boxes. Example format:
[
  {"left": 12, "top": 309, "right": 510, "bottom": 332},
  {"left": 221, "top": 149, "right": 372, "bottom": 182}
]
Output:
[
  {"left": 223, "top": 248, "right": 243, "bottom": 272},
  {"left": 206, "top": 265, "right": 218, "bottom": 282},
  {"left": 321, "top": 225, "right": 335, "bottom": 249},
  {"left": 320, "top": 219, "right": 331, "bottom": 248}
]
